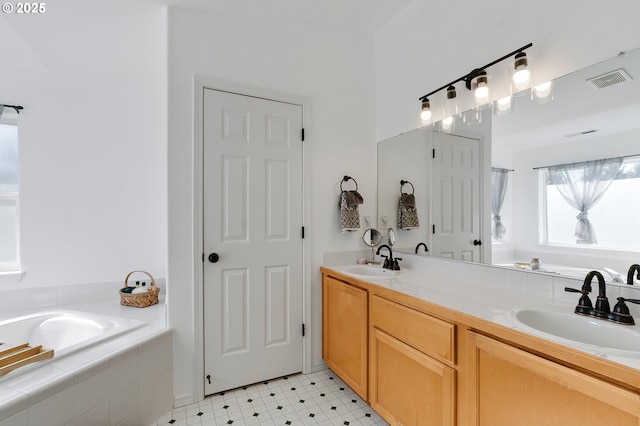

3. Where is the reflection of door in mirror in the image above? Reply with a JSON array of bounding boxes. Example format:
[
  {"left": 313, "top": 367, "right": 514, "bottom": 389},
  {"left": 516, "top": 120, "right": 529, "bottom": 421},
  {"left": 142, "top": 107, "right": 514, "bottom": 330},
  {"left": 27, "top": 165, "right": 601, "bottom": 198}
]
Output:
[
  {"left": 431, "top": 132, "right": 482, "bottom": 262},
  {"left": 377, "top": 129, "right": 430, "bottom": 253}
]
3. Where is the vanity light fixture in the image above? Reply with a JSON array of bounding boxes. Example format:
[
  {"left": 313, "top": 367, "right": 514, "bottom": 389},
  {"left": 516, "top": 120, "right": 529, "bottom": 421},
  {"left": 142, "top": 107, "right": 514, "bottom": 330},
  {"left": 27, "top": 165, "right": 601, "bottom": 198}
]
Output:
[
  {"left": 444, "top": 85, "right": 460, "bottom": 118},
  {"left": 420, "top": 98, "right": 432, "bottom": 122},
  {"left": 446, "top": 85, "right": 457, "bottom": 100},
  {"left": 417, "top": 43, "right": 532, "bottom": 122},
  {"left": 465, "top": 69, "right": 490, "bottom": 105},
  {"left": 511, "top": 51, "right": 532, "bottom": 93}
]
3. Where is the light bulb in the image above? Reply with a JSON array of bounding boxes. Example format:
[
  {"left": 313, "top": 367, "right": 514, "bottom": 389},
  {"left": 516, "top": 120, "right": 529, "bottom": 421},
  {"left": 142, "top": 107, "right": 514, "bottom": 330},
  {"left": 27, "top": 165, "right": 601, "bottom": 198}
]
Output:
[
  {"left": 511, "top": 52, "right": 531, "bottom": 92},
  {"left": 472, "top": 72, "right": 489, "bottom": 105},
  {"left": 420, "top": 99, "right": 431, "bottom": 122},
  {"left": 535, "top": 81, "right": 551, "bottom": 95},
  {"left": 494, "top": 96, "right": 512, "bottom": 116},
  {"left": 441, "top": 116, "right": 454, "bottom": 132},
  {"left": 513, "top": 69, "right": 531, "bottom": 87},
  {"left": 475, "top": 84, "right": 489, "bottom": 100},
  {"left": 532, "top": 81, "right": 553, "bottom": 103},
  {"left": 496, "top": 96, "right": 511, "bottom": 107}
]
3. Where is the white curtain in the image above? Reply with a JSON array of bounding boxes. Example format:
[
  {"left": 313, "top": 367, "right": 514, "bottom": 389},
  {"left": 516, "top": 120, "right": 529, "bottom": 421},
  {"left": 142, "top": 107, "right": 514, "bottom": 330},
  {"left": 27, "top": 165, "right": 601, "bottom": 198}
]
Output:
[
  {"left": 491, "top": 168, "right": 510, "bottom": 240},
  {"left": 547, "top": 157, "right": 623, "bottom": 244}
]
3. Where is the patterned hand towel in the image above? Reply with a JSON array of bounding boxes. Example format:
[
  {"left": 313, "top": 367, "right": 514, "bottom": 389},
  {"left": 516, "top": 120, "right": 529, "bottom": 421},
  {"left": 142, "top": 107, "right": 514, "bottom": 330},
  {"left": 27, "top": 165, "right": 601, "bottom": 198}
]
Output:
[
  {"left": 339, "top": 190, "right": 363, "bottom": 232},
  {"left": 398, "top": 193, "right": 419, "bottom": 230}
]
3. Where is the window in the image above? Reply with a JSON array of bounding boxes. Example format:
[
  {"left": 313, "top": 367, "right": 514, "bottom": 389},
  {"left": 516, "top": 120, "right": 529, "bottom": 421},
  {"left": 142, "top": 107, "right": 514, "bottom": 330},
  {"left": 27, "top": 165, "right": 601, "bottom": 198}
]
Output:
[
  {"left": 543, "top": 156, "right": 640, "bottom": 250},
  {"left": 0, "top": 119, "right": 19, "bottom": 271}
]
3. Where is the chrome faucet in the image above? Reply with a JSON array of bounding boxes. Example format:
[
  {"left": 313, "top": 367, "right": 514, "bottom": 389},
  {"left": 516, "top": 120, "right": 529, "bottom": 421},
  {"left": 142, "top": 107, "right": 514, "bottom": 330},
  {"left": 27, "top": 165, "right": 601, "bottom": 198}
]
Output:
[
  {"left": 415, "top": 242, "right": 429, "bottom": 254},
  {"left": 627, "top": 264, "right": 640, "bottom": 285}
]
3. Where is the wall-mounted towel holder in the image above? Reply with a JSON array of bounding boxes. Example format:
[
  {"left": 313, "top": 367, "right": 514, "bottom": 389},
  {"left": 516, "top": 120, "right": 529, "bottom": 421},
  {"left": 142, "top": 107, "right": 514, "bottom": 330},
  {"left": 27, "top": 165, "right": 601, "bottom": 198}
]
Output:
[
  {"left": 341, "top": 175, "right": 358, "bottom": 192},
  {"left": 400, "top": 179, "right": 414, "bottom": 194},
  {"left": 339, "top": 175, "right": 362, "bottom": 232}
]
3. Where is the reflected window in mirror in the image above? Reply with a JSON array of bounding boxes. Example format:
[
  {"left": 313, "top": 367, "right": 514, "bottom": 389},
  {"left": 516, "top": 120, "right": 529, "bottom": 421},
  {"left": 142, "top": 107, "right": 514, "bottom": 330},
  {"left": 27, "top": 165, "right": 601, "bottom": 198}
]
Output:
[
  {"left": 0, "top": 117, "right": 19, "bottom": 272},
  {"left": 542, "top": 156, "right": 640, "bottom": 249},
  {"left": 491, "top": 168, "right": 511, "bottom": 243}
]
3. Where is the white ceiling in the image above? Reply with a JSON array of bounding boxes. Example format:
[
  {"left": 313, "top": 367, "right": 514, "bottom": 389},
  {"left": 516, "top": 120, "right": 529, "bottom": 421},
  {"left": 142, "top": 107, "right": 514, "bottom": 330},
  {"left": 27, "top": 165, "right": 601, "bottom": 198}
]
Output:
[
  {"left": 493, "top": 48, "right": 640, "bottom": 153},
  {"left": 162, "top": 0, "right": 640, "bottom": 155},
  {"left": 163, "top": 0, "right": 414, "bottom": 33}
]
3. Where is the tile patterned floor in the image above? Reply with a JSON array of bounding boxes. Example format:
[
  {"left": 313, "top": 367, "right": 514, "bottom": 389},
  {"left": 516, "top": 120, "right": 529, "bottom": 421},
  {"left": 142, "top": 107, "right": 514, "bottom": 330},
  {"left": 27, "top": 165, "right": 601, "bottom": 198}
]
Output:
[{"left": 152, "top": 369, "right": 388, "bottom": 425}]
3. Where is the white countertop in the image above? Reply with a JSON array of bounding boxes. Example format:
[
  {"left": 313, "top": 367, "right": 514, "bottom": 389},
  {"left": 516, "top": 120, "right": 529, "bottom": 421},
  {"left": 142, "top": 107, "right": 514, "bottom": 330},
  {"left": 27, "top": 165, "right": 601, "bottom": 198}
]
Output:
[{"left": 326, "top": 263, "right": 640, "bottom": 371}]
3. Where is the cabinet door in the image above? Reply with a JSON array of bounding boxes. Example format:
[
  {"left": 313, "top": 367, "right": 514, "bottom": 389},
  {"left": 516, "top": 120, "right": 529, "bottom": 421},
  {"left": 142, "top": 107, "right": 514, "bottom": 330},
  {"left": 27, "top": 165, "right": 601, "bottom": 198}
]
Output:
[
  {"left": 369, "top": 327, "right": 456, "bottom": 426},
  {"left": 322, "top": 275, "right": 368, "bottom": 399},
  {"left": 465, "top": 331, "right": 640, "bottom": 426}
]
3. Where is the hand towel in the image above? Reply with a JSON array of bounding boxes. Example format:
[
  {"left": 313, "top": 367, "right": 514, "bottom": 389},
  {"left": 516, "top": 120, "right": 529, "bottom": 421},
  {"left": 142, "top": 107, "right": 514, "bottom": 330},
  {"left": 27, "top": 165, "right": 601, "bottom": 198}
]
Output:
[
  {"left": 398, "top": 193, "right": 419, "bottom": 230},
  {"left": 339, "top": 190, "right": 363, "bottom": 232}
]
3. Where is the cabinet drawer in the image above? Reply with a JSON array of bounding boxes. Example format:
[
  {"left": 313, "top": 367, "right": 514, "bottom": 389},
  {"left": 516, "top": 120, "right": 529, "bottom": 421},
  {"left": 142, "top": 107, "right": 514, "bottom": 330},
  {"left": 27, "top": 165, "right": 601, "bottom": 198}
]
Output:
[{"left": 370, "top": 295, "right": 455, "bottom": 364}]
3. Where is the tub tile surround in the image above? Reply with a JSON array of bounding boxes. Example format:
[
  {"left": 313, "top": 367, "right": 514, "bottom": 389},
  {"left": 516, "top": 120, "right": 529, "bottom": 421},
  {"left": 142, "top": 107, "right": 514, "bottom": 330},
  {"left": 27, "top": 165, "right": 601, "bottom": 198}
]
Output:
[
  {"left": 0, "top": 278, "right": 166, "bottom": 312},
  {"left": 0, "top": 282, "right": 171, "bottom": 426}
]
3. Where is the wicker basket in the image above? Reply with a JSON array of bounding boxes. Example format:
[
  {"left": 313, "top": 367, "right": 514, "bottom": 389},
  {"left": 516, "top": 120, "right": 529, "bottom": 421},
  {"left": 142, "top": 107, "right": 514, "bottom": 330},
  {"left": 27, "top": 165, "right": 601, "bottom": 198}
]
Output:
[{"left": 119, "top": 270, "right": 160, "bottom": 308}]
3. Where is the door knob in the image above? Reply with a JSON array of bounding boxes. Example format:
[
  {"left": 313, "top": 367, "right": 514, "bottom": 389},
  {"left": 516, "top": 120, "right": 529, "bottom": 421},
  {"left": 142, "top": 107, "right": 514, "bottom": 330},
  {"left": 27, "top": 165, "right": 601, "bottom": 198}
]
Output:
[
  {"left": 208, "top": 253, "right": 220, "bottom": 263},
  {"left": 473, "top": 239, "right": 482, "bottom": 246}
]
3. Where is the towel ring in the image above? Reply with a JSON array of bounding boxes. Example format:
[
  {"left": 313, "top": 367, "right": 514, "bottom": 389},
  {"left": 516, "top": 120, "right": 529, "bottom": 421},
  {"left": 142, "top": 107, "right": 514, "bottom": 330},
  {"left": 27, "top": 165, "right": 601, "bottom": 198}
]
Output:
[
  {"left": 400, "top": 180, "right": 414, "bottom": 194},
  {"left": 341, "top": 175, "right": 358, "bottom": 192}
]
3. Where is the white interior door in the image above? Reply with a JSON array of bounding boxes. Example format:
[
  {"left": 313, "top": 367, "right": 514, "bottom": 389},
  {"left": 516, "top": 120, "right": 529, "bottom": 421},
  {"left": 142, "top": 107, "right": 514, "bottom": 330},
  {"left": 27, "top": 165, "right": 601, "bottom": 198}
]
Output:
[
  {"left": 431, "top": 132, "right": 482, "bottom": 262},
  {"left": 203, "top": 88, "right": 304, "bottom": 395}
]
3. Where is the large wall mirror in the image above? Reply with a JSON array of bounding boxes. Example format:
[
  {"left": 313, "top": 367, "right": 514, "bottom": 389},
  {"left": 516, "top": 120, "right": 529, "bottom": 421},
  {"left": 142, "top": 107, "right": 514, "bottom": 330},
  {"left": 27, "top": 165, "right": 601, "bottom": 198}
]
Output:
[{"left": 378, "top": 47, "right": 640, "bottom": 281}]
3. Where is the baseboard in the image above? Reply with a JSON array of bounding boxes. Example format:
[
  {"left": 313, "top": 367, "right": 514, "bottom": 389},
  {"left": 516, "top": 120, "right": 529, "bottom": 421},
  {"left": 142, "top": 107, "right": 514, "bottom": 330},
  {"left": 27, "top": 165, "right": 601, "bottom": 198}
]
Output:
[
  {"left": 174, "top": 394, "right": 196, "bottom": 408},
  {"left": 311, "top": 360, "right": 328, "bottom": 373}
]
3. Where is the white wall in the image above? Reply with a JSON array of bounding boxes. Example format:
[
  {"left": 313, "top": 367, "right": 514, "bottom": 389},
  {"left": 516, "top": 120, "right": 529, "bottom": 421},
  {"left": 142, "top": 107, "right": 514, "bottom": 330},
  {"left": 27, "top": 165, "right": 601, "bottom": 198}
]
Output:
[
  {"left": 167, "top": 7, "right": 377, "bottom": 403},
  {"left": 0, "top": 1, "right": 167, "bottom": 287},
  {"left": 375, "top": 0, "right": 640, "bottom": 142}
]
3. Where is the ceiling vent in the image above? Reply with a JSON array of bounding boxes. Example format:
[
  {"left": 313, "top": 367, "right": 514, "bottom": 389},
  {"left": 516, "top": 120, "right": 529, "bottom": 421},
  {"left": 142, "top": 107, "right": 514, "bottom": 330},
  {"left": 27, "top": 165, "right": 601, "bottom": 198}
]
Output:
[{"left": 586, "top": 68, "right": 632, "bottom": 89}]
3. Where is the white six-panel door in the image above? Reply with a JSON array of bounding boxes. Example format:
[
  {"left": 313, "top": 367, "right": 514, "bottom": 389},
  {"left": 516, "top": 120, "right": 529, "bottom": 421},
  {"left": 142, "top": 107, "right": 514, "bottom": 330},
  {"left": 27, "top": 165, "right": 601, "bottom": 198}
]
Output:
[
  {"left": 431, "top": 132, "right": 482, "bottom": 262},
  {"left": 203, "top": 88, "right": 304, "bottom": 395}
]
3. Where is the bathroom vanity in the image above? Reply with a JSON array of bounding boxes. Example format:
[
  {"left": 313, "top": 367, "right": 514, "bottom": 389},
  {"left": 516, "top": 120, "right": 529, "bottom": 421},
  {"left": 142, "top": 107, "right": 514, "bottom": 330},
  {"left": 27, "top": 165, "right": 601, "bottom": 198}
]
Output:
[{"left": 321, "top": 263, "right": 640, "bottom": 425}]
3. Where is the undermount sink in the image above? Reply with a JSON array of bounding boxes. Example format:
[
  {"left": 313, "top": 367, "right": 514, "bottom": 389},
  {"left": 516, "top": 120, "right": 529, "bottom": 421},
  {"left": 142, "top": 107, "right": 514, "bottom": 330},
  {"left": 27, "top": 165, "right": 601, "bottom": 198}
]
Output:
[
  {"left": 341, "top": 265, "right": 399, "bottom": 278},
  {"left": 506, "top": 305, "right": 640, "bottom": 353}
]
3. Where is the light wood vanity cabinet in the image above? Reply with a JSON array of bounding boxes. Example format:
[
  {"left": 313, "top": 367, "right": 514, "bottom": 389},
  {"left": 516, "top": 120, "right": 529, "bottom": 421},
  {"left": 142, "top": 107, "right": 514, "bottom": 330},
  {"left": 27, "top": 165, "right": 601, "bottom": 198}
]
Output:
[
  {"left": 465, "top": 331, "right": 640, "bottom": 426},
  {"left": 321, "top": 268, "right": 640, "bottom": 426},
  {"left": 369, "top": 295, "right": 456, "bottom": 426},
  {"left": 322, "top": 275, "right": 368, "bottom": 399}
]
